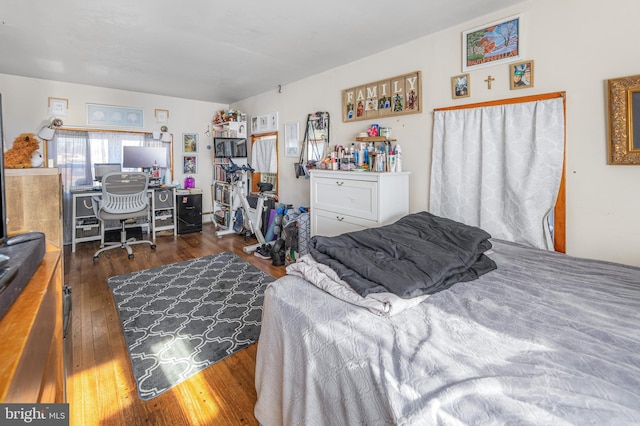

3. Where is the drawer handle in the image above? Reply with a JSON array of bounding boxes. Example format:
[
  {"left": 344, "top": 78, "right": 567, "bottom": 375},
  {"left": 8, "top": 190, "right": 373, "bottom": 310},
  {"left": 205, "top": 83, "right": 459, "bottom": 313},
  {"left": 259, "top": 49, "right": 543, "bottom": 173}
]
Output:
[
  {"left": 336, "top": 216, "right": 344, "bottom": 221},
  {"left": 158, "top": 193, "right": 169, "bottom": 202},
  {"left": 336, "top": 181, "right": 344, "bottom": 186},
  {"left": 83, "top": 200, "right": 92, "bottom": 209}
]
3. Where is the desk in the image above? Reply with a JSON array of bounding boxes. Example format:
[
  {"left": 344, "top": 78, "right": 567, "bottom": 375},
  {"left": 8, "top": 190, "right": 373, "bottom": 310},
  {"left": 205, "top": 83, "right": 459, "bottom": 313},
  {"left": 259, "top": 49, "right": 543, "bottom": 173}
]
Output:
[{"left": 71, "top": 186, "right": 177, "bottom": 252}]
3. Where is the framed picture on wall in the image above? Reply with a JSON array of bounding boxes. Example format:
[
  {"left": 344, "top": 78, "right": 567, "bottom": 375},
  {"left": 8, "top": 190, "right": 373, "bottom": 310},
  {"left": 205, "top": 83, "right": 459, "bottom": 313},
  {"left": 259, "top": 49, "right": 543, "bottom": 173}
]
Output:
[
  {"left": 451, "top": 74, "right": 470, "bottom": 99},
  {"left": 155, "top": 109, "right": 169, "bottom": 123},
  {"left": 183, "top": 155, "right": 197, "bottom": 174},
  {"left": 607, "top": 73, "right": 640, "bottom": 164},
  {"left": 86, "top": 103, "right": 144, "bottom": 127},
  {"left": 284, "top": 122, "right": 300, "bottom": 157},
  {"left": 462, "top": 14, "right": 522, "bottom": 72},
  {"left": 509, "top": 60, "right": 534, "bottom": 90},
  {"left": 48, "top": 97, "right": 69, "bottom": 116},
  {"left": 183, "top": 133, "right": 198, "bottom": 152}
]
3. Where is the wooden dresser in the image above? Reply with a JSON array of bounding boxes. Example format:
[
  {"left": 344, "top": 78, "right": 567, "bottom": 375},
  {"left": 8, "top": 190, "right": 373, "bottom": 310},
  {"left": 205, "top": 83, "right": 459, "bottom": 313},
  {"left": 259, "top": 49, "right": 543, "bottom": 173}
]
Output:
[
  {"left": 5, "top": 168, "right": 63, "bottom": 247},
  {"left": 0, "top": 168, "right": 66, "bottom": 403},
  {"left": 0, "top": 244, "right": 64, "bottom": 402}
]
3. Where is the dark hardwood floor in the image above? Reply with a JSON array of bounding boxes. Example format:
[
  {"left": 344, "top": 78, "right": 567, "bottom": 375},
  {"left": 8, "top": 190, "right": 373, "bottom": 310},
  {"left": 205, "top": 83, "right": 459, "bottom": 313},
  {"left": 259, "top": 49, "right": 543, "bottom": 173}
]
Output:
[{"left": 64, "top": 223, "right": 285, "bottom": 425}]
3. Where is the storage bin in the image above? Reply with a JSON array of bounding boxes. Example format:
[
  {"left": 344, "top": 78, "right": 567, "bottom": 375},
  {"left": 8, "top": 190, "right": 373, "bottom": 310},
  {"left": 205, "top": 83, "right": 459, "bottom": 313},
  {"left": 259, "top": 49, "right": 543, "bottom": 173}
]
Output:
[
  {"left": 154, "top": 189, "right": 174, "bottom": 209},
  {"left": 76, "top": 224, "right": 100, "bottom": 238},
  {"left": 75, "top": 197, "right": 95, "bottom": 217},
  {"left": 155, "top": 216, "right": 174, "bottom": 228}
]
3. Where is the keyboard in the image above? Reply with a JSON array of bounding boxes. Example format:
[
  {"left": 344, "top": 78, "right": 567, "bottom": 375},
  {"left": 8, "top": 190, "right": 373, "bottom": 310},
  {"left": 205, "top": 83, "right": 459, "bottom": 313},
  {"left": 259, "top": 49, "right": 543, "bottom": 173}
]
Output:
[
  {"left": 70, "top": 185, "right": 94, "bottom": 192},
  {"left": 70, "top": 185, "right": 103, "bottom": 192}
]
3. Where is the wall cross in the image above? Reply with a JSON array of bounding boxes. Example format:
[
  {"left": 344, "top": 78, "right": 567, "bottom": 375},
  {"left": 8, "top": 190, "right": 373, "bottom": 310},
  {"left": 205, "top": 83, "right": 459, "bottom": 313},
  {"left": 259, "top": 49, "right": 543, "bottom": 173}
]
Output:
[{"left": 484, "top": 75, "right": 495, "bottom": 89}]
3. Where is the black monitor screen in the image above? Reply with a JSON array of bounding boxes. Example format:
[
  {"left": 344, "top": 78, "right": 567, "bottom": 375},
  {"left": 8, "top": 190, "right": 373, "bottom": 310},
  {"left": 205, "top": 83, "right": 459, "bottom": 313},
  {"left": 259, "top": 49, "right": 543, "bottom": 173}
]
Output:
[
  {"left": 213, "top": 138, "right": 247, "bottom": 158},
  {"left": 94, "top": 163, "right": 122, "bottom": 181},
  {"left": 122, "top": 146, "right": 168, "bottom": 169}
]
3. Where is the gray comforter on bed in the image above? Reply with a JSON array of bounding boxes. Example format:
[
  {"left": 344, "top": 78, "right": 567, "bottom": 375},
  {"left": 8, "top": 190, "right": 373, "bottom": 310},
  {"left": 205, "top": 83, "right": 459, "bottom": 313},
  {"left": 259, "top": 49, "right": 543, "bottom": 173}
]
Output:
[
  {"left": 310, "top": 211, "right": 497, "bottom": 298},
  {"left": 255, "top": 239, "right": 640, "bottom": 425}
]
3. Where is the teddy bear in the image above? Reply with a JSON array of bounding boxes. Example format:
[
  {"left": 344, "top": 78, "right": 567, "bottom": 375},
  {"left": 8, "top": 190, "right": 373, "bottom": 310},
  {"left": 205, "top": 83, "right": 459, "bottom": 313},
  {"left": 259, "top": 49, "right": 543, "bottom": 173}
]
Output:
[
  {"left": 31, "top": 151, "right": 44, "bottom": 167},
  {"left": 4, "top": 133, "right": 42, "bottom": 168}
]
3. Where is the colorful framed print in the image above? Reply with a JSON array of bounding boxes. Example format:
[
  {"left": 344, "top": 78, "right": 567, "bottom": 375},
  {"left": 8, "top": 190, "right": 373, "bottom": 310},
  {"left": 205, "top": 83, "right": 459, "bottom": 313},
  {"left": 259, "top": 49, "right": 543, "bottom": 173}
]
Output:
[
  {"left": 183, "top": 155, "right": 197, "bottom": 174},
  {"left": 510, "top": 60, "right": 534, "bottom": 90},
  {"left": 462, "top": 14, "right": 522, "bottom": 72},
  {"left": 451, "top": 74, "right": 470, "bottom": 99},
  {"left": 183, "top": 133, "right": 198, "bottom": 152}
]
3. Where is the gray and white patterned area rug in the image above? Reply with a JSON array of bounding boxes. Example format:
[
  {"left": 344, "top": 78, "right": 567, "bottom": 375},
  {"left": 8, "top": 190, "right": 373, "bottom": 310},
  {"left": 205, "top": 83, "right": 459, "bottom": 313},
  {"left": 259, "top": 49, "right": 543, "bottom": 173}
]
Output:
[{"left": 106, "top": 251, "right": 275, "bottom": 400}]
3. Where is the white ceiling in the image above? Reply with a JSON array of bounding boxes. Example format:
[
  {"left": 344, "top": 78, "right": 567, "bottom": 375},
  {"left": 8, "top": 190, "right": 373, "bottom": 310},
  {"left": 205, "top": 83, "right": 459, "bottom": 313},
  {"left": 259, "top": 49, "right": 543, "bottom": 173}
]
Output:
[{"left": 0, "top": 0, "right": 525, "bottom": 104}]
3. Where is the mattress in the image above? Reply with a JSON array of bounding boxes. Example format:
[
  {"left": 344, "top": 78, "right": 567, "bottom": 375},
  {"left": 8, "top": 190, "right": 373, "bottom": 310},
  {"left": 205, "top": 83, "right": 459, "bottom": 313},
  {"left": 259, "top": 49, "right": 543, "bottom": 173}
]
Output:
[{"left": 254, "top": 239, "right": 640, "bottom": 425}]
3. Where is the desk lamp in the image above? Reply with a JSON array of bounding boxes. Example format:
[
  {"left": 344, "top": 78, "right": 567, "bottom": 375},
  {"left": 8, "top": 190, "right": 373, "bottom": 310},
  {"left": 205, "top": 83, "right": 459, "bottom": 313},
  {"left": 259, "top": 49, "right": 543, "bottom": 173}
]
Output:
[{"left": 38, "top": 118, "right": 63, "bottom": 140}]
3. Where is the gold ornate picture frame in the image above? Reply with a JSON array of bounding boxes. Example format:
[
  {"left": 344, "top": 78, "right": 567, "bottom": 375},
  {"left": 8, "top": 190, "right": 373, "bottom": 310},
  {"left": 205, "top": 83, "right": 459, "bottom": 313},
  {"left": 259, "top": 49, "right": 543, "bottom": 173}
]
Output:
[{"left": 608, "top": 74, "right": 640, "bottom": 165}]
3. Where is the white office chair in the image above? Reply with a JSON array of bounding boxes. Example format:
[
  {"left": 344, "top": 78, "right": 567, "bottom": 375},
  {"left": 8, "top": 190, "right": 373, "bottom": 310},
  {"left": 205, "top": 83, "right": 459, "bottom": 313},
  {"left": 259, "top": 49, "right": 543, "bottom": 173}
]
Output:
[{"left": 92, "top": 172, "right": 156, "bottom": 260}]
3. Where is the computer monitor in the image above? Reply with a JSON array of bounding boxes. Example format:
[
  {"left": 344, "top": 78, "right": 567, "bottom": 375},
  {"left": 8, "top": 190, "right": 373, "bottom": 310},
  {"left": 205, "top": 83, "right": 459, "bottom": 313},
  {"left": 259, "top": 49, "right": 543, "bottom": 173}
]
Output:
[
  {"left": 94, "top": 163, "right": 122, "bottom": 182},
  {"left": 122, "top": 146, "right": 168, "bottom": 169}
]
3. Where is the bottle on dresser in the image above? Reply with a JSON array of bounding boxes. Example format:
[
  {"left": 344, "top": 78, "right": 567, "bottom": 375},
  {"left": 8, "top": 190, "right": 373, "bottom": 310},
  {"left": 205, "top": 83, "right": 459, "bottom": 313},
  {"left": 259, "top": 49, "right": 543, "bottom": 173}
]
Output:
[{"left": 394, "top": 144, "right": 402, "bottom": 172}]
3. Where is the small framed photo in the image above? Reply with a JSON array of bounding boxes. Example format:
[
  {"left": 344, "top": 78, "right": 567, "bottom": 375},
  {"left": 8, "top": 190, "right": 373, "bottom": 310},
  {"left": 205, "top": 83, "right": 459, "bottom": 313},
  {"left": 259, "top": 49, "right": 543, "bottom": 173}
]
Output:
[
  {"left": 155, "top": 109, "right": 169, "bottom": 123},
  {"left": 451, "top": 74, "right": 470, "bottom": 99},
  {"left": 183, "top": 133, "right": 198, "bottom": 152},
  {"left": 183, "top": 155, "right": 197, "bottom": 174},
  {"left": 48, "top": 97, "right": 69, "bottom": 116},
  {"left": 510, "top": 60, "right": 534, "bottom": 90},
  {"left": 268, "top": 112, "right": 278, "bottom": 131},
  {"left": 258, "top": 115, "right": 268, "bottom": 132}
]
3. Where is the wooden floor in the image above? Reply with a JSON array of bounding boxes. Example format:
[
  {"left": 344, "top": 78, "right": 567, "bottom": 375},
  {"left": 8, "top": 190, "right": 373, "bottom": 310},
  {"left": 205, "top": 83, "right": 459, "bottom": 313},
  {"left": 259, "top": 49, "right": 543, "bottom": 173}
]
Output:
[{"left": 64, "top": 223, "right": 285, "bottom": 426}]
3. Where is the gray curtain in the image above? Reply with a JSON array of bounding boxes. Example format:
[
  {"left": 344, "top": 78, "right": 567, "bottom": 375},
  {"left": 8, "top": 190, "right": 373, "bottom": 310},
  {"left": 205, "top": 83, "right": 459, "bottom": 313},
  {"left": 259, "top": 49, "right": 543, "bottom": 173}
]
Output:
[{"left": 49, "top": 130, "right": 92, "bottom": 245}]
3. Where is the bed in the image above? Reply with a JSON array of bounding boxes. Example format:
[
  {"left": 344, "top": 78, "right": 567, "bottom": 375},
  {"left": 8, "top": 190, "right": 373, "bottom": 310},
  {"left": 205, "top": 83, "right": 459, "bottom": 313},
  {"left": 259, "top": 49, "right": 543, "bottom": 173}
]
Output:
[{"left": 254, "top": 212, "right": 640, "bottom": 425}]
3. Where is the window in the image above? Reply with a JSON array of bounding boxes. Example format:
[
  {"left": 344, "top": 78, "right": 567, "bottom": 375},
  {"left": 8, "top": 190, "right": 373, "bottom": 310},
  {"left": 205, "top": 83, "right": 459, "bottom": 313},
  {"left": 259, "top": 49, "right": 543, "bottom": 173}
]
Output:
[{"left": 49, "top": 129, "right": 173, "bottom": 245}]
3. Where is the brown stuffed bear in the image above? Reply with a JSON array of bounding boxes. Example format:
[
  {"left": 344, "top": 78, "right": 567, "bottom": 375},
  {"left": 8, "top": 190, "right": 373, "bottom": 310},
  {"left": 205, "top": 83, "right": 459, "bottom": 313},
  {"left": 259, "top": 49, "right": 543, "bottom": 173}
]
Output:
[{"left": 4, "top": 133, "right": 41, "bottom": 168}]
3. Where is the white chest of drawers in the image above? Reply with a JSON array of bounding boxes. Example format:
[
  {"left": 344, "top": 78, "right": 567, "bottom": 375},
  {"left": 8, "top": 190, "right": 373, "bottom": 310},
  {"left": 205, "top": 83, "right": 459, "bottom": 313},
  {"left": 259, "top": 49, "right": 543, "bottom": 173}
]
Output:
[{"left": 309, "top": 170, "right": 410, "bottom": 237}]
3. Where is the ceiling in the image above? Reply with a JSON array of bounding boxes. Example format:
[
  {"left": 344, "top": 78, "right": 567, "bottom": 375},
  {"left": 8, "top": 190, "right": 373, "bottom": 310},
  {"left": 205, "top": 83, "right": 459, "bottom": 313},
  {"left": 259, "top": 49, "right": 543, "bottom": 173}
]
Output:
[{"left": 1, "top": 0, "right": 525, "bottom": 104}]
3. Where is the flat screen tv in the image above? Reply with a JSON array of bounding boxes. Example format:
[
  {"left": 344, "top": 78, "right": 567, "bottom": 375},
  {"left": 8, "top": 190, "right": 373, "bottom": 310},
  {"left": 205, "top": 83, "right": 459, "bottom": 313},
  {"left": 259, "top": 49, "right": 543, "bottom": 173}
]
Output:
[{"left": 213, "top": 137, "right": 247, "bottom": 158}]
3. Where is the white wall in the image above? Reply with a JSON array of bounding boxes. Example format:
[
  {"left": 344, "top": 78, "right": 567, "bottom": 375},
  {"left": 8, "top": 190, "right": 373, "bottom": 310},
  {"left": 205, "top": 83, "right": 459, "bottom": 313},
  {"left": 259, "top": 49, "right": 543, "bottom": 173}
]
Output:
[
  {"left": 0, "top": 74, "right": 227, "bottom": 220},
  {"left": 233, "top": 0, "right": 640, "bottom": 267}
]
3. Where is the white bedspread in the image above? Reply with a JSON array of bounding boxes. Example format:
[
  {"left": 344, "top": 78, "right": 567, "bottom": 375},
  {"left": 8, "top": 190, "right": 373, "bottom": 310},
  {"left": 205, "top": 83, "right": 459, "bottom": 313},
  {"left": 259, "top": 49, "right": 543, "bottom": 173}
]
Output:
[{"left": 254, "top": 239, "right": 640, "bottom": 425}]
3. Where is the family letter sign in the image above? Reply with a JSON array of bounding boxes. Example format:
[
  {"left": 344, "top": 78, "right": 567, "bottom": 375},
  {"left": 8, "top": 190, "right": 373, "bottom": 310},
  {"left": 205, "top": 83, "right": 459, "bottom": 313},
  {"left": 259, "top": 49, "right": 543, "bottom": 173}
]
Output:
[{"left": 342, "top": 71, "right": 422, "bottom": 122}]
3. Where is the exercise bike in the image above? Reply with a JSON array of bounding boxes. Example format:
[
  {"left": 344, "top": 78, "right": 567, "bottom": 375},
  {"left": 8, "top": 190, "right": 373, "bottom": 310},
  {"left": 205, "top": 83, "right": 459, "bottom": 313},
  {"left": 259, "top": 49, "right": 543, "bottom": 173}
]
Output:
[{"left": 215, "top": 160, "right": 275, "bottom": 257}]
